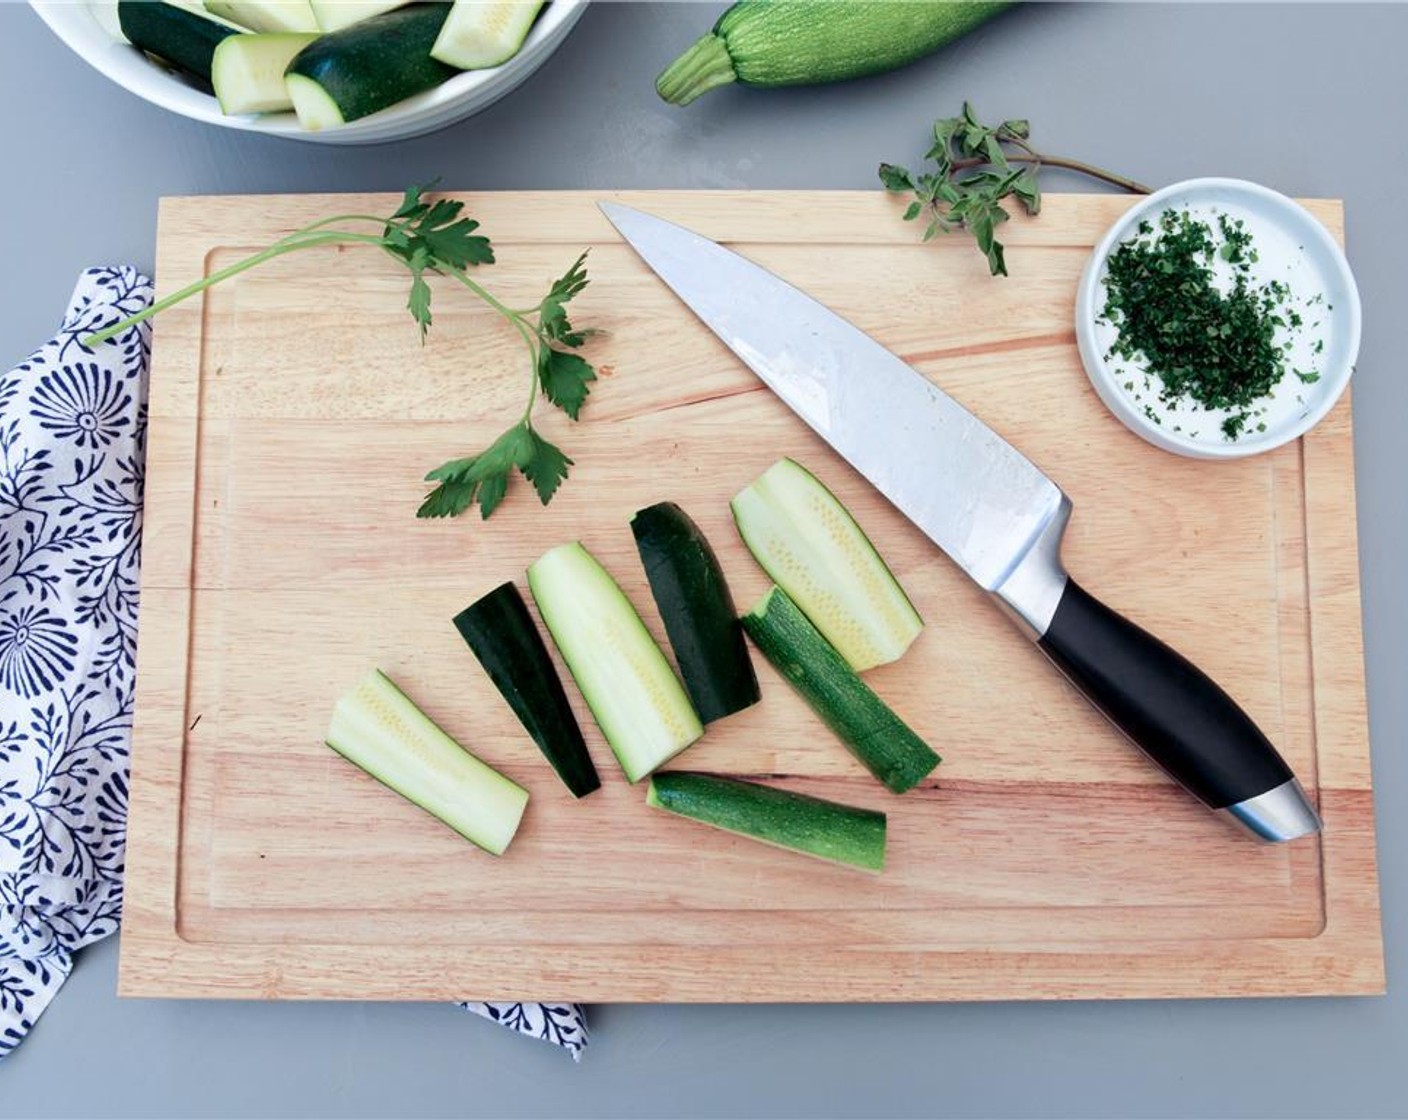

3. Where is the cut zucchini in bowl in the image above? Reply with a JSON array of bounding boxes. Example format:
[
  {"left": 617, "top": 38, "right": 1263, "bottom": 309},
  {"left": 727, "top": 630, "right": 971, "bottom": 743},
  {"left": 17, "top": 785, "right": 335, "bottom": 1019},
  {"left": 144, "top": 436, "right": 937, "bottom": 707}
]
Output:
[
  {"left": 647, "top": 771, "right": 887, "bottom": 872},
  {"left": 732, "top": 457, "right": 923, "bottom": 671},
  {"left": 529, "top": 542, "right": 704, "bottom": 783},
  {"left": 310, "top": 0, "right": 411, "bottom": 31},
  {"left": 205, "top": 0, "right": 319, "bottom": 33},
  {"left": 325, "top": 668, "right": 529, "bottom": 856},
  {"left": 431, "top": 0, "right": 544, "bottom": 69},
  {"left": 285, "top": 2, "right": 455, "bottom": 128},
  {"left": 212, "top": 32, "right": 317, "bottom": 113},
  {"left": 118, "top": 1, "right": 242, "bottom": 83}
]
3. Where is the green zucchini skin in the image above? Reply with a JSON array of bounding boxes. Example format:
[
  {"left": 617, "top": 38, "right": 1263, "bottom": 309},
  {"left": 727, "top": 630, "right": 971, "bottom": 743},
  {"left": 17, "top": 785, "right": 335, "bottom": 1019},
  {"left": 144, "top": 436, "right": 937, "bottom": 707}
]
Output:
[
  {"left": 647, "top": 771, "right": 886, "bottom": 871},
  {"left": 743, "top": 586, "right": 940, "bottom": 794},
  {"left": 454, "top": 582, "right": 601, "bottom": 798},
  {"left": 118, "top": 1, "right": 241, "bottom": 83},
  {"left": 285, "top": 2, "right": 457, "bottom": 123},
  {"left": 657, "top": 0, "right": 1010, "bottom": 105},
  {"left": 631, "top": 502, "right": 760, "bottom": 725}
]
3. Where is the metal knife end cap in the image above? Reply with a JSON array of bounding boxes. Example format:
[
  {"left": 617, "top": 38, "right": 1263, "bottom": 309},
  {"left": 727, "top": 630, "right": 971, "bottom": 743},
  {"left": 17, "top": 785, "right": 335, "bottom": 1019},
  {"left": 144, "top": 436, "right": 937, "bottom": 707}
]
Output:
[{"left": 1219, "top": 778, "right": 1322, "bottom": 842}]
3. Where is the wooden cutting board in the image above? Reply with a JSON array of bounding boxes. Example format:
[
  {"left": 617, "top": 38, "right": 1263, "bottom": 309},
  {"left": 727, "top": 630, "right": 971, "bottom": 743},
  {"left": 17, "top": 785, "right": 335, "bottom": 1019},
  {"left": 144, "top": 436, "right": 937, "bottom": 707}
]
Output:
[{"left": 120, "top": 191, "right": 1383, "bottom": 1002}]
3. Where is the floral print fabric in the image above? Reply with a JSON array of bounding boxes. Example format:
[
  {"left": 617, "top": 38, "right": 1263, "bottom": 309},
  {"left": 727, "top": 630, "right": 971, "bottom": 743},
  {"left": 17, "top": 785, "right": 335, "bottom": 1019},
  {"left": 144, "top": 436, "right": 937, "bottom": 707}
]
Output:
[
  {"left": 0, "top": 267, "right": 150, "bottom": 1061},
  {"left": 0, "top": 269, "right": 585, "bottom": 1062}
]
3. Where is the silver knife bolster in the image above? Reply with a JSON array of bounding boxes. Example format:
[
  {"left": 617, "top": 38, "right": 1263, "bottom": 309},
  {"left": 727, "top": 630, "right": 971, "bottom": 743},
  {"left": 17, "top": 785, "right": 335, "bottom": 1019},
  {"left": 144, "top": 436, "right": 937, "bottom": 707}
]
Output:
[{"left": 990, "top": 495, "right": 1073, "bottom": 640}]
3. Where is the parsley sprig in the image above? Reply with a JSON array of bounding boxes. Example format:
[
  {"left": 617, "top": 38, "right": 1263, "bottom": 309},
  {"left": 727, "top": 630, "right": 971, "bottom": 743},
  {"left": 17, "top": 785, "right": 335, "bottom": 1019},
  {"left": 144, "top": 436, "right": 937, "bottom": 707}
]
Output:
[
  {"left": 418, "top": 251, "right": 594, "bottom": 518},
  {"left": 84, "top": 184, "right": 597, "bottom": 521},
  {"left": 880, "top": 103, "right": 1152, "bottom": 276}
]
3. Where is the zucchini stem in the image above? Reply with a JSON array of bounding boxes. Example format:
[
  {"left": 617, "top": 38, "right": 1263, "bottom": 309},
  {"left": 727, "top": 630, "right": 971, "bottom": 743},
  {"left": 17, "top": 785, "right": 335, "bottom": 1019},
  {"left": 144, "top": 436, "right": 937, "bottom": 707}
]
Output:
[{"left": 655, "top": 33, "right": 737, "bottom": 105}]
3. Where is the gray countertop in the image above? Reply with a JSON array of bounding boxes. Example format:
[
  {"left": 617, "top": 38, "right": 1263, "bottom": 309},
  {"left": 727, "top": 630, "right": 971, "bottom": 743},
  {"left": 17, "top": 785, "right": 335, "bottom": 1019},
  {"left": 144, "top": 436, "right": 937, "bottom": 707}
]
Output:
[{"left": 2, "top": 3, "right": 1404, "bottom": 1116}]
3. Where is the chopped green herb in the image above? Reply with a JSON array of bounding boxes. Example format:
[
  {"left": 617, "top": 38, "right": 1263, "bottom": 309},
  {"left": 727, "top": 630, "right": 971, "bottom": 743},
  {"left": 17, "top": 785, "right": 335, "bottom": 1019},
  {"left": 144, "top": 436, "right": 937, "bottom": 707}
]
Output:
[{"left": 1101, "top": 207, "right": 1313, "bottom": 440}]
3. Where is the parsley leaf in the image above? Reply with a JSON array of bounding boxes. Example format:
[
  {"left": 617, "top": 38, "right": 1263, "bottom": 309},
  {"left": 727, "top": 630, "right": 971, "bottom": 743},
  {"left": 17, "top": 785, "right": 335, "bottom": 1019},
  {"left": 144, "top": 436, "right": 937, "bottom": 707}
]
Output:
[
  {"left": 406, "top": 247, "right": 433, "bottom": 340},
  {"left": 539, "top": 251, "right": 591, "bottom": 347},
  {"left": 477, "top": 472, "right": 509, "bottom": 520},
  {"left": 419, "top": 423, "right": 573, "bottom": 518},
  {"left": 417, "top": 476, "right": 479, "bottom": 519},
  {"left": 522, "top": 430, "right": 572, "bottom": 505},
  {"left": 418, "top": 211, "right": 494, "bottom": 270},
  {"left": 392, "top": 181, "right": 432, "bottom": 220},
  {"left": 538, "top": 348, "right": 596, "bottom": 420}
]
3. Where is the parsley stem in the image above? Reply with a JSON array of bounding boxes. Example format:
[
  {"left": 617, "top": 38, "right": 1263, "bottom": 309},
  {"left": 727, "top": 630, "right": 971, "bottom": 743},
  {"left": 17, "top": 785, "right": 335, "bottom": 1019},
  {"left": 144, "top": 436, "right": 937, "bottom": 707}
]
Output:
[
  {"left": 294, "top": 214, "right": 396, "bottom": 231},
  {"left": 447, "top": 269, "right": 542, "bottom": 424},
  {"left": 450, "top": 269, "right": 523, "bottom": 326},
  {"left": 522, "top": 343, "right": 541, "bottom": 422},
  {"left": 83, "top": 228, "right": 385, "bottom": 346}
]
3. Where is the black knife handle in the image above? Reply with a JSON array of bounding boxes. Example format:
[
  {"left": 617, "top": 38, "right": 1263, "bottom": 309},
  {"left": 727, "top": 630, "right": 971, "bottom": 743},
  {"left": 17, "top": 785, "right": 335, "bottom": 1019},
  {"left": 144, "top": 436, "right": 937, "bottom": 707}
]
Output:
[{"left": 1037, "top": 578, "right": 1293, "bottom": 809}]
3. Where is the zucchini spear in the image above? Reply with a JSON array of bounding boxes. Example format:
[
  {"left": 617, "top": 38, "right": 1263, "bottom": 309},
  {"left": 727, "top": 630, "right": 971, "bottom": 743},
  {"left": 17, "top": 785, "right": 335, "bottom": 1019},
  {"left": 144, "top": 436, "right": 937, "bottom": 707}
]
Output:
[
  {"left": 647, "top": 771, "right": 886, "bottom": 872},
  {"left": 743, "top": 586, "right": 940, "bottom": 794}
]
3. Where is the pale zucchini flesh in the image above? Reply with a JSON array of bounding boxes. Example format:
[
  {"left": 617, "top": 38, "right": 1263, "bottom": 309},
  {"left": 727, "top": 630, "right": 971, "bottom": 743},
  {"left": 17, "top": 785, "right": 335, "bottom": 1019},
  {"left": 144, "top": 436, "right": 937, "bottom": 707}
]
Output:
[
  {"left": 732, "top": 458, "right": 923, "bottom": 671},
  {"left": 167, "top": 0, "right": 249, "bottom": 29},
  {"left": 431, "top": 0, "right": 543, "bottom": 69},
  {"left": 326, "top": 668, "right": 529, "bottom": 856},
  {"left": 205, "top": 0, "right": 319, "bottom": 32},
  {"left": 212, "top": 32, "right": 318, "bottom": 113},
  {"left": 310, "top": 0, "right": 410, "bottom": 31},
  {"left": 529, "top": 542, "right": 703, "bottom": 783},
  {"left": 285, "top": 71, "right": 346, "bottom": 128}
]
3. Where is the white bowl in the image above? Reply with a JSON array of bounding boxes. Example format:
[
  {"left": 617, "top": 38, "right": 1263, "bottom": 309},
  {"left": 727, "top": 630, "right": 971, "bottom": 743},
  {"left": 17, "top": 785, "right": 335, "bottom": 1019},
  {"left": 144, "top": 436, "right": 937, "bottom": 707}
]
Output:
[
  {"left": 1075, "top": 177, "right": 1361, "bottom": 459},
  {"left": 31, "top": 0, "right": 587, "bottom": 145}
]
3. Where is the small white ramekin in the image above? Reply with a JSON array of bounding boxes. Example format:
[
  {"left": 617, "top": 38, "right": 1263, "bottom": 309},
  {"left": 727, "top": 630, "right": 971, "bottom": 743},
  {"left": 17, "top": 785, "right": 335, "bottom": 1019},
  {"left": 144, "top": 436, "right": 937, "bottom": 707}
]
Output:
[{"left": 1075, "top": 178, "right": 1361, "bottom": 459}]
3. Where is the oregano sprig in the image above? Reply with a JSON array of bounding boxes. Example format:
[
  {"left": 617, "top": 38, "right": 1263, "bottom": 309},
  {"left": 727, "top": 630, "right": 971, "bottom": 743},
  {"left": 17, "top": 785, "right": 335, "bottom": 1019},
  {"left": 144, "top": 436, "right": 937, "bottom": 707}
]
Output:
[
  {"left": 880, "top": 103, "right": 1152, "bottom": 276},
  {"left": 83, "top": 183, "right": 598, "bottom": 522}
]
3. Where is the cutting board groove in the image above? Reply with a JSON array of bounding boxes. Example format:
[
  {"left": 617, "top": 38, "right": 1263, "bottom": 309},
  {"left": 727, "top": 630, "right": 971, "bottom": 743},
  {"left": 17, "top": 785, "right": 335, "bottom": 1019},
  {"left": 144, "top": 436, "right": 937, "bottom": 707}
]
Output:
[{"left": 120, "top": 192, "right": 1382, "bottom": 1001}]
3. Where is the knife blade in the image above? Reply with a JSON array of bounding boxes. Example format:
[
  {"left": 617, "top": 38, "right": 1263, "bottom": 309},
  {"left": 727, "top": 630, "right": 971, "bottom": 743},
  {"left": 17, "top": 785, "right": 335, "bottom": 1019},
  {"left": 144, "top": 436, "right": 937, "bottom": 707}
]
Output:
[{"left": 601, "top": 201, "right": 1320, "bottom": 842}]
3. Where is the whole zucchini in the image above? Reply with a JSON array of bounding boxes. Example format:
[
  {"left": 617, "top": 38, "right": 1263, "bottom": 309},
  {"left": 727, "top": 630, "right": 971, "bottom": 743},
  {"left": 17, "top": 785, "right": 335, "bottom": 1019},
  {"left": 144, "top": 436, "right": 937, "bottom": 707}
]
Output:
[{"left": 656, "top": 0, "right": 1010, "bottom": 106}]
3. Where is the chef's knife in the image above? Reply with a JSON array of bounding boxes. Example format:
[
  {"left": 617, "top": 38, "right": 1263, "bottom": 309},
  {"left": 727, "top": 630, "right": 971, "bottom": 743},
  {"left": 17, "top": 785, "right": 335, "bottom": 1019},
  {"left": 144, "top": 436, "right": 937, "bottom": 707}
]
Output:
[{"left": 600, "top": 202, "right": 1320, "bottom": 842}]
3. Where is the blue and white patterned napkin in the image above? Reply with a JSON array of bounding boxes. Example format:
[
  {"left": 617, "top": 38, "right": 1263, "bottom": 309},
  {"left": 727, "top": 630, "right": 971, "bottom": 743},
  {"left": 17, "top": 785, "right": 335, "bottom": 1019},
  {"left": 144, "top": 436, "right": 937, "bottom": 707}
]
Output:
[{"left": 0, "top": 268, "right": 586, "bottom": 1063}]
